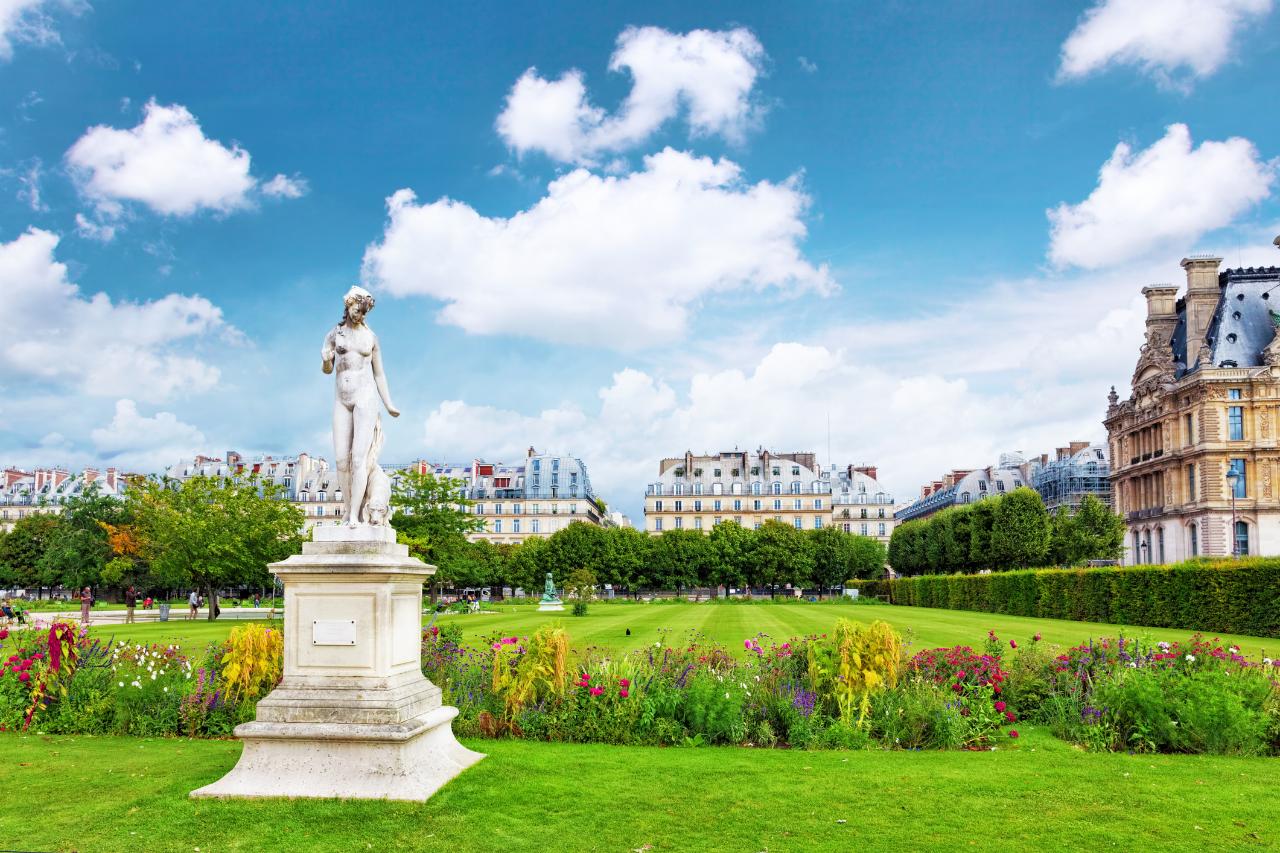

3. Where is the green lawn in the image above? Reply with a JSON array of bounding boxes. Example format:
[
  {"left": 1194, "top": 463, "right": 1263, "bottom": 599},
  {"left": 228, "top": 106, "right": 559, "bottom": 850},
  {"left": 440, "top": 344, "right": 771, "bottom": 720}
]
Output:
[
  {"left": 1, "top": 728, "right": 1276, "bottom": 852},
  {"left": 60, "top": 601, "right": 1279, "bottom": 659}
]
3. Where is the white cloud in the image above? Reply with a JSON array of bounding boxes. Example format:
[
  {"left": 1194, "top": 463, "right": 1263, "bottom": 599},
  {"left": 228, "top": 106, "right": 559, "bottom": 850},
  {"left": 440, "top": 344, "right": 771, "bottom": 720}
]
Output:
[
  {"left": 64, "top": 100, "right": 305, "bottom": 231},
  {"left": 90, "top": 399, "right": 206, "bottom": 471},
  {"left": 0, "top": 0, "right": 61, "bottom": 61},
  {"left": 261, "top": 172, "right": 308, "bottom": 199},
  {"left": 362, "top": 148, "right": 833, "bottom": 349},
  {"left": 798, "top": 56, "right": 818, "bottom": 74},
  {"left": 0, "top": 228, "right": 229, "bottom": 402},
  {"left": 74, "top": 212, "right": 116, "bottom": 242},
  {"left": 496, "top": 26, "right": 765, "bottom": 165},
  {"left": 1058, "top": 0, "right": 1273, "bottom": 88},
  {"left": 1047, "top": 124, "right": 1274, "bottom": 270}
]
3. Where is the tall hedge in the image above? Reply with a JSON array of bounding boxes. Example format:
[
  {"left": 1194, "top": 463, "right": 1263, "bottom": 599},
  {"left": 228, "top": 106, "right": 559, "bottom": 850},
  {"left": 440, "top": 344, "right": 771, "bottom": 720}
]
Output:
[{"left": 852, "top": 558, "right": 1280, "bottom": 638}]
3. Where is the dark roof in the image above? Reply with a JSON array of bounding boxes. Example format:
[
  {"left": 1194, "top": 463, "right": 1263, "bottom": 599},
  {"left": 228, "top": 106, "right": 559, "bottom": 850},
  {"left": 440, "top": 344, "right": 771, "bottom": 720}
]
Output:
[{"left": 1173, "top": 267, "right": 1280, "bottom": 377}]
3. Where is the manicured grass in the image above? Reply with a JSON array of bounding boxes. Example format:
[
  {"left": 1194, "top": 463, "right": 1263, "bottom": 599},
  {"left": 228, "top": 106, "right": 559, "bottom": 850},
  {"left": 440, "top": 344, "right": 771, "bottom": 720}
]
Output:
[
  {"left": 47, "top": 601, "right": 1280, "bottom": 659},
  {"left": 1, "top": 729, "right": 1277, "bottom": 852}
]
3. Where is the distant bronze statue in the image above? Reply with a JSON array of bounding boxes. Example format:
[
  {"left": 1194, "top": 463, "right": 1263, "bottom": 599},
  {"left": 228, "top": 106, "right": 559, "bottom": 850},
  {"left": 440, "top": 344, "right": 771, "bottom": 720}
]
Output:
[{"left": 322, "top": 286, "right": 400, "bottom": 526}]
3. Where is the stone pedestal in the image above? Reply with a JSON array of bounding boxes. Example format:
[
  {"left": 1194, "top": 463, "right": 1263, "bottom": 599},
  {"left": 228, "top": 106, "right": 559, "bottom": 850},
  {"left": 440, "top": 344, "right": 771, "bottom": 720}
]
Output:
[{"left": 191, "top": 525, "right": 484, "bottom": 801}]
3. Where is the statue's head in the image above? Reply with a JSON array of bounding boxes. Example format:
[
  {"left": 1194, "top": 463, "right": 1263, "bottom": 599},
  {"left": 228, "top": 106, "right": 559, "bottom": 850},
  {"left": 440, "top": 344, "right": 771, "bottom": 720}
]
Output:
[{"left": 342, "top": 285, "right": 375, "bottom": 325}]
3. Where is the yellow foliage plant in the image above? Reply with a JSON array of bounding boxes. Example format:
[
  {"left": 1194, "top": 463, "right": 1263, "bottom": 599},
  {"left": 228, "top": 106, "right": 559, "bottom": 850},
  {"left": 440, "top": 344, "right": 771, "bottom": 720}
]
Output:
[
  {"left": 490, "top": 623, "right": 570, "bottom": 725},
  {"left": 219, "top": 624, "right": 284, "bottom": 703},
  {"left": 807, "top": 618, "right": 902, "bottom": 727}
]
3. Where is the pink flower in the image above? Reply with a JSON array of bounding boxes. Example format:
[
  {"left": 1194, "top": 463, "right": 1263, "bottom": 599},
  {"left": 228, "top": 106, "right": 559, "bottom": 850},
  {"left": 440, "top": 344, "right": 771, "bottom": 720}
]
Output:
[
  {"left": 17, "top": 672, "right": 30, "bottom": 683},
  {"left": 744, "top": 640, "right": 752, "bottom": 650},
  {"left": 589, "top": 686, "right": 603, "bottom": 696},
  {"left": 580, "top": 673, "right": 589, "bottom": 682},
  {"left": 1033, "top": 633, "right": 1042, "bottom": 642},
  {"left": 1005, "top": 711, "right": 1016, "bottom": 722},
  {"left": 0, "top": 629, "right": 8, "bottom": 640},
  {"left": 619, "top": 678, "right": 630, "bottom": 688},
  {"left": 994, "top": 701, "right": 1006, "bottom": 712},
  {"left": 491, "top": 642, "right": 501, "bottom": 651},
  {"left": 619, "top": 689, "right": 629, "bottom": 698},
  {"left": 1008, "top": 729, "right": 1019, "bottom": 738},
  {"left": 1009, "top": 640, "right": 1017, "bottom": 649}
]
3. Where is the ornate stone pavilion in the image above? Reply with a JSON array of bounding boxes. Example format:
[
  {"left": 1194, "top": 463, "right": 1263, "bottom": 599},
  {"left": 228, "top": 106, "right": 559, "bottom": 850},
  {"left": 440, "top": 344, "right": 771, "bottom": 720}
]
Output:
[{"left": 1105, "top": 242, "right": 1280, "bottom": 565}]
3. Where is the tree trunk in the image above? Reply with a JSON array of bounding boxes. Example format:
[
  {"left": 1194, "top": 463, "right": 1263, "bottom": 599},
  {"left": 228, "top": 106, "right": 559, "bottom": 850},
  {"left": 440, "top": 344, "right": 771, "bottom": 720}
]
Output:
[{"left": 206, "top": 584, "right": 219, "bottom": 621}]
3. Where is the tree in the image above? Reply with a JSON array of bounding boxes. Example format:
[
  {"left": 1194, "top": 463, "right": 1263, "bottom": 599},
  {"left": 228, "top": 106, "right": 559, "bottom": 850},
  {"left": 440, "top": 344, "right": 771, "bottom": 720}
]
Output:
[
  {"left": 390, "top": 469, "right": 483, "bottom": 602},
  {"left": 708, "top": 520, "right": 753, "bottom": 595},
  {"left": 888, "top": 520, "right": 926, "bottom": 576},
  {"left": 647, "top": 529, "right": 710, "bottom": 592},
  {"left": 1049, "top": 495, "right": 1125, "bottom": 566},
  {"left": 749, "top": 520, "right": 814, "bottom": 596},
  {"left": 0, "top": 513, "right": 62, "bottom": 596},
  {"left": 131, "top": 476, "right": 303, "bottom": 620},
  {"left": 36, "top": 483, "right": 129, "bottom": 593},
  {"left": 599, "top": 526, "right": 649, "bottom": 595},
  {"left": 967, "top": 500, "right": 998, "bottom": 569},
  {"left": 506, "top": 536, "right": 551, "bottom": 596},
  {"left": 545, "top": 522, "right": 607, "bottom": 579},
  {"left": 846, "top": 534, "right": 888, "bottom": 580},
  {"left": 989, "top": 487, "right": 1051, "bottom": 569},
  {"left": 810, "top": 527, "right": 863, "bottom": 594}
]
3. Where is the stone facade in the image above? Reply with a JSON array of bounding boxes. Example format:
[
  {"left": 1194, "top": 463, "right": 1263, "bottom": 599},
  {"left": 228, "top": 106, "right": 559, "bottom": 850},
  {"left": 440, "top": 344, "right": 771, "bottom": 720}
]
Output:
[
  {"left": 1105, "top": 248, "right": 1280, "bottom": 564},
  {"left": 0, "top": 466, "right": 128, "bottom": 532}
]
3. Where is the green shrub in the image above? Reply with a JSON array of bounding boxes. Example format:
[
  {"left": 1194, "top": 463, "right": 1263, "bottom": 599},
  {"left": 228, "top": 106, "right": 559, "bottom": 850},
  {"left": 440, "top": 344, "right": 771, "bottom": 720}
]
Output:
[
  {"left": 572, "top": 601, "right": 589, "bottom": 617},
  {"left": 862, "top": 558, "right": 1280, "bottom": 638}
]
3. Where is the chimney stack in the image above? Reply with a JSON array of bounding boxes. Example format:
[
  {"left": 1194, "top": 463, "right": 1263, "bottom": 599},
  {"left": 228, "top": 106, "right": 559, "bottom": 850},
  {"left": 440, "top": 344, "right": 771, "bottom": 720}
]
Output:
[{"left": 1180, "top": 256, "right": 1223, "bottom": 360}]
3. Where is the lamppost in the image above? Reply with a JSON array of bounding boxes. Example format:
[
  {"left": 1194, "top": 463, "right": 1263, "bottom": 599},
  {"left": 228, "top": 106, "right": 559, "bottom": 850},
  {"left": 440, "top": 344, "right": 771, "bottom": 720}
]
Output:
[
  {"left": 1139, "top": 539, "right": 1148, "bottom": 565},
  {"left": 1227, "top": 469, "right": 1241, "bottom": 558}
]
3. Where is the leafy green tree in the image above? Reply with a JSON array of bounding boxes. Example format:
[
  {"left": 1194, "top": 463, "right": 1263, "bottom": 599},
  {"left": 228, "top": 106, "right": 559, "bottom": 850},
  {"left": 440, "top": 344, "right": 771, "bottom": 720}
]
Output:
[
  {"left": 810, "top": 527, "right": 870, "bottom": 594},
  {"left": 506, "top": 536, "right": 551, "bottom": 595},
  {"left": 967, "top": 500, "right": 998, "bottom": 569},
  {"left": 545, "top": 521, "right": 607, "bottom": 578},
  {"left": 564, "top": 567, "right": 598, "bottom": 600},
  {"left": 708, "top": 520, "right": 754, "bottom": 595},
  {"left": 888, "top": 520, "right": 926, "bottom": 576},
  {"left": 1048, "top": 495, "right": 1125, "bottom": 566},
  {"left": 390, "top": 469, "right": 483, "bottom": 601},
  {"left": 749, "top": 520, "right": 814, "bottom": 596},
  {"left": 0, "top": 513, "right": 63, "bottom": 596},
  {"left": 647, "top": 529, "right": 711, "bottom": 592},
  {"left": 131, "top": 476, "right": 303, "bottom": 619},
  {"left": 599, "top": 526, "right": 650, "bottom": 595},
  {"left": 846, "top": 534, "right": 888, "bottom": 580},
  {"left": 36, "top": 483, "right": 129, "bottom": 593},
  {"left": 989, "top": 487, "right": 1051, "bottom": 569}
]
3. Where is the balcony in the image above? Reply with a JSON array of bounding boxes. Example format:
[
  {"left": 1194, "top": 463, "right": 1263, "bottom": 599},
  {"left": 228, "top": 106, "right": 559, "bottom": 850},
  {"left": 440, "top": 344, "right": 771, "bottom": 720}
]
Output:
[{"left": 1126, "top": 507, "right": 1165, "bottom": 521}]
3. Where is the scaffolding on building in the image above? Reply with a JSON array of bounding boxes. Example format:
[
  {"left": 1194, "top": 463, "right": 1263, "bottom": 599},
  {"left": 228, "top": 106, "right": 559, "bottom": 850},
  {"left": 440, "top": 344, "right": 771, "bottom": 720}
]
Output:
[{"left": 1030, "top": 445, "right": 1112, "bottom": 514}]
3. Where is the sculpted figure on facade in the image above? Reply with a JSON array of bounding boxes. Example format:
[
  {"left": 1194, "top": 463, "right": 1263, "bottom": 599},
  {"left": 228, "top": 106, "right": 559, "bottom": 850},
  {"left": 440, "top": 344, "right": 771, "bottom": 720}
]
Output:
[{"left": 322, "top": 286, "right": 400, "bottom": 526}]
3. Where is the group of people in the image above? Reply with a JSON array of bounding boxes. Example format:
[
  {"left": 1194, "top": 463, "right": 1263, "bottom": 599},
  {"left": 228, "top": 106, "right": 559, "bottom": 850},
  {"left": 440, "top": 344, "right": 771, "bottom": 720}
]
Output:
[{"left": 1, "top": 598, "right": 28, "bottom": 625}]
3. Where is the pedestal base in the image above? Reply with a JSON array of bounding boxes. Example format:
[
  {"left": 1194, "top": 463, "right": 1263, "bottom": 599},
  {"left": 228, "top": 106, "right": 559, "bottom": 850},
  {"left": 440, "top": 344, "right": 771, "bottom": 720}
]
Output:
[
  {"left": 537, "top": 600, "right": 564, "bottom": 611},
  {"left": 191, "top": 706, "right": 484, "bottom": 801}
]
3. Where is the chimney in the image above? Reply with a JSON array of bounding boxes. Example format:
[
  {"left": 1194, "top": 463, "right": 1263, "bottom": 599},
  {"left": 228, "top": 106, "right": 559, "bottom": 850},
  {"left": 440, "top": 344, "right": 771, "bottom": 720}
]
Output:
[
  {"left": 854, "top": 465, "right": 878, "bottom": 481},
  {"left": 5, "top": 468, "right": 29, "bottom": 489},
  {"left": 1180, "top": 257, "right": 1223, "bottom": 357},
  {"left": 52, "top": 468, "right": 70, "bottom": 488},
  {"left": 34, "top": 469, "right": 47, "bottom": 492},
  {"left": 105, "top": 468, "right": 117, "bottom": 492},
  {"left": 527, "top": 446, "right": 536, "bottom": 459},
  {"left": 1069, "top": 441, "right": 1089, "bottom": 455},
  {"left": 83, "top": 468, "right": 100, "bottom": 484}
]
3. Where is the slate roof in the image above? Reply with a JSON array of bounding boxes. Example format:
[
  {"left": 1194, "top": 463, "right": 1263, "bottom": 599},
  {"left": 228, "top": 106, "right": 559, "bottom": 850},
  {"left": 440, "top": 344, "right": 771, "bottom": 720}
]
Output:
[{"left": 1174, "top": 266, "right": 1280, "bottom": 377}]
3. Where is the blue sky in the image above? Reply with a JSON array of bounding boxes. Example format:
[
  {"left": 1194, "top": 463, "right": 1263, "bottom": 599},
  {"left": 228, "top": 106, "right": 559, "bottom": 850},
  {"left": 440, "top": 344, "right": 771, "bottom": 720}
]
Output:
[{"left": 2, "top": 0, "right": 1279, "bottom": 520}]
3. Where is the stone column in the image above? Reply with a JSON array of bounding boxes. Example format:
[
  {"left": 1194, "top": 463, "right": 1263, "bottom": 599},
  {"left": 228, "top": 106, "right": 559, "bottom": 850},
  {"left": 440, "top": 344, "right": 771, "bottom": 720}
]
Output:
[{"left": 191, "top": 526, "right": 484, "bottom": 801}]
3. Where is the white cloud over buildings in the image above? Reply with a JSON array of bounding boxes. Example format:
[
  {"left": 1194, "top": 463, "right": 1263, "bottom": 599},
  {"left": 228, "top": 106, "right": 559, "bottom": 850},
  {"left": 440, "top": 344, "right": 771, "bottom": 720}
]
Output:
[
  {"left": 1058, "top": 0, "right": 1273, "bottom": 88},
  {"left": 361, "top": 148, "right": 833, "bottom": 349},
  {"left": 1047, "top": 124, "right": 1274, "bottom": 270},
  {"left": 496, "top": 26, "right": 766, "bottom": 165},
  {"left": 90, "top": 399, "right": 207, "bottom": 471}
]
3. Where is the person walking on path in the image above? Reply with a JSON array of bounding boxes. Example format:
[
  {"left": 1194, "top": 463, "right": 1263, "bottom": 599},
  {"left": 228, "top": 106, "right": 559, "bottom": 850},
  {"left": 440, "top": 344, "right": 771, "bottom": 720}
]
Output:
[
  {"left": 124, "top": 586, "right": 137, "bottom": 624},
  {"left": 188, "top": 589, "right": 199, "bottom": 620},
  {"left": 79, "top": 586, "right": 93, "bottom": 625}
]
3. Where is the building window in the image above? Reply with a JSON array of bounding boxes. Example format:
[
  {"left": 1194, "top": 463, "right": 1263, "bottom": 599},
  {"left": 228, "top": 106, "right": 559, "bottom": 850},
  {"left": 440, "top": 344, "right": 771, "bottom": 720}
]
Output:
[
  {"left": 752, "top": 482, "right": 762, "bottom": 495},
  {"left": 814, "top": 517, "right": 823, "bottom": 529},
  {"left": 713, "top": 499, "right": 722, "bottom": 511},
  {"left": 653, "top": 518, "right": 662, "bottom": 532},
  {"left": 772, "top": 467, "right": 780, "bottom": 476},
  {"left": 1186, "top": 465, "right": 1195, "bottom": 501},
  {"left": 570, "top": 504, "right": 578, "bottom": 514},
  {"left": 1132, "top": 531, "right": 1141, "bottom": 564},
  {"left": 1189, "top": 523, "right": 1198, "bottom": 557},
  {"left": 714, "top": 517, "right": 722, "bottom": 526},
  {"left": 860, "top": 508, "right": 868, "bottom": 519},
  {"left": 843, "top": 523, "right": 850, "bottom": 533},
  {"left": 674, "top": 500, "right": 683, "bottom": 512},
  {"left": 754, "top": 500, "right": 762, "bottom": 510},
  {"left": 694, "top": 500, "right": 702, "bottom": 512},
  {"left": 733, "top": 499, "right": 742, "bottom": 511},
  {"left": 694, "top": 517, "right": 703, "bottom": 530},
  {"left": 735, "top": 515, "right": 742, "bottom": 525},
  {"left": 790, "top": 481, "right": 801, "bottom": 494},
  {"left": 793, "top": 499, "right": 801, "bottom": 510},
  {"left": 771, "top": 482, "right": 781, "bottom": 495},
  {"left": 814, "top": 498, "right": 823, "bottom": 509},
  {"left": 1229, "top": 388, "right": 1242, "bottom": 400},
  {"left": 495, "top": 503, "right": 503, "bottom": 515},
  {"left": 694, "top": 484, "right": 703, "bottom": 495},
  {"left": 753, "top": 521, "right": 761, "bottom": 530},
  {"left": 513, "top": 503, "right": 522, "bottom": 514},
  {"left": 675, "top": 484, "right": 684, "bottom": 496},
  {"left": 793, "top": 517, "right": 803, "bottom": 529},
  {"left": 860, "top": 524, "right": 868, "bottom": 535},
  {"left": 1229, "top": 406, "right": 1244, "bottom": 440},
  {"left": 493, "top": 519, "right": 502, "bottom": 533},
  {"left": 878, "top": 508, "right": 885, "bottom": 518},
  {"left": 714, "top": 468, "right": 721, "bottom": 477},
  {"left": 1230, "top": 459, "right": 1247, "bottom": 497},
  {"left": 1157, "top": 526, "right": 1165, "bottom": 564},
  {"left": 878, "top": 523, "right": 886, "bottom": 536},
  {"left": 674, "top": 517, "right": 683, "bottom": 529},
  {"left": 1235, "top": 520, "right": 1250, "bottom": 556},
  {"left": 475, "top": 504, "right": 484, "bottom": 515},
  {"left": 513, "top": 519, "right": 520, "bottom": 533},
  {"left": 655, "top": 500, "right": 663, "bottom": 511},
  {"left": 774, "top": 499, "right": 782, "bottom": 511},
  {"left": 1184, "top": 413, "right": 1193, "bottom": 445},
  {"left": 532, "top": 503, "right": 540, "bottom": 514}
]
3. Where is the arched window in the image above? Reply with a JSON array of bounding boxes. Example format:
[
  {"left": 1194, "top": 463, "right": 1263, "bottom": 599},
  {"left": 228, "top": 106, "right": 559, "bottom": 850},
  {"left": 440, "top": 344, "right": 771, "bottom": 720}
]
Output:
[
  {"left": 1235, "top": 520, "right": 1250, "bottom": 557},
  {"left": 771, "top": 482, "right": 781, "bottom": 495},
  {"left": 1188, "top": 523, "right": 1198, "bottom": 557},
  {"left": 752, "top": 482, "right": 762, "bottom": 495},
  {"left": 675, "top": 484, "right": 684, "bottom": 496},
  {"left": 790, "top": 481, "right": 801, "bottom": 494}
]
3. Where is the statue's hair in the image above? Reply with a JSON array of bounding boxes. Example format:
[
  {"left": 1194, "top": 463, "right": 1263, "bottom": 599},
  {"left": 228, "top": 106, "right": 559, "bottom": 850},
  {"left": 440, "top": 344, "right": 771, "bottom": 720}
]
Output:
[{"left": 341, "top": 291, "right": 375, "bottom": 326}]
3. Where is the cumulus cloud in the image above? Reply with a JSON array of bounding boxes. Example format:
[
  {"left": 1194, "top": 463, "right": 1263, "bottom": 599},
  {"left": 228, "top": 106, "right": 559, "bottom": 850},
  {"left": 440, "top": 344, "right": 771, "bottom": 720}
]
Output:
[
  {"left": 1058, "top": 0, "right": 1273, "bottom": 88},
  {"left": 0, "top": 0, "right": 63, "bottom": 61},
  {"left": 362, "top": 148, "right": 833, "bottom": 349},
  {"left": 0, "top": 228, "right": 230, "bottom": 402},
  {"left": 65, "top": 100, "right": 305, "bottom": 235},
  {"left": 496, "top": 26, "right": 765, "bottom": 165},
  {"left": 1047, "top": 124, "right": 1274, "bottom": 270},
  {"left": 261, "top": 172, "right": 308, "bottom": 199},
  {"left": 90, "top": 399, "right": 206, "bottom": 471}
]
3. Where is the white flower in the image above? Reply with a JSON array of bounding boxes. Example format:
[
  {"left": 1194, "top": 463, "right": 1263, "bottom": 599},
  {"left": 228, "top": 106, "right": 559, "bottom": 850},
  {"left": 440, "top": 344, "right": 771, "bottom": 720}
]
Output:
[
  {"left": 163, "top": 687, "right": 168, "bottom": 693},
  {"left": 725, "top": 692, "right": 730, "bottom": 699},
  {"left": 1265, "top": 658, "right": 1273, "bottom": 666},
  {"left": 118, "top": 682, "right": 124, "bottom": 687},
  {"left": 1128, "top": 662, "right": 1137, "bottom": 668},
  {"left": 1158, "top": 642, "right": 1170, "bottom": 651},
  {"left": 151, "top": 672, "right": 157, "bottom": 680},
  {"left": 1186, "top": 654, "right": 1196, "bottom": 663},
  {"left": 1229, "top": 647, "right": 1240, "bottom": 655}
]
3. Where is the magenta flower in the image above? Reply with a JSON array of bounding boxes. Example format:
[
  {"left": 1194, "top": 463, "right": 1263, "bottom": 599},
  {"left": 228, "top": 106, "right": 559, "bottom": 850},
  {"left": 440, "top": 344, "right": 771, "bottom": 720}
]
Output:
[
  {"left": 619, "top": 688, "right": 629, "bottom": 698},
  {"left": 1033, "top": 633, "right": 1042, "bottom": 642},
  {"left": 994, "top": 700, "right": 1006, "bottom": 712},
  {"left": 1008, "top": 729, "right": 1019, "bottom": 738},
  {"left": 1009, "top": 640, "right": 1017, "bottom": 649},
  {"left": 1005, "top": 711, "right": 1016, "bottom": 722},
  {"left": 589, "top": 686, "right": 603, "bottom": 696},
  {"left": 619, "top": 678, "right": 630, "bottom": 688},
  {"left": 491, "top": 642, "right": 501, "bottom": 651},
  {"left": 744, "top": 640, "right": 751, "bottom": 650},
  {"left": 18, "top": 671, "right": 30, "bottom": 683}
]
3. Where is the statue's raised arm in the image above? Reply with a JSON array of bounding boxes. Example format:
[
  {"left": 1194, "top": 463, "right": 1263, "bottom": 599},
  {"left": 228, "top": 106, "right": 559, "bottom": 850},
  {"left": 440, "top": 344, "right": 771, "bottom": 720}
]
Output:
[{"left": 327, "top": 286, "right": 399, "bottom": 527}]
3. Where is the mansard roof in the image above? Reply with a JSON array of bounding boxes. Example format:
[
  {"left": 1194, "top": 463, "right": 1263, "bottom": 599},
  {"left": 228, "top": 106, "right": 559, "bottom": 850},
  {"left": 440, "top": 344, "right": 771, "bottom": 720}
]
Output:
[{"left": 1173, "top": 266, "right": 1280, "bottom": 378}]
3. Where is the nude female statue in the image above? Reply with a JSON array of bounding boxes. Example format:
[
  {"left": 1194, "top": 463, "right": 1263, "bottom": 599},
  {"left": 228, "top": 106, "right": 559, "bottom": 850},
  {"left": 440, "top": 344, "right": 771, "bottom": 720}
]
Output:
[{"left": 322, "top": 286, "right": 399, "bottom": 526}]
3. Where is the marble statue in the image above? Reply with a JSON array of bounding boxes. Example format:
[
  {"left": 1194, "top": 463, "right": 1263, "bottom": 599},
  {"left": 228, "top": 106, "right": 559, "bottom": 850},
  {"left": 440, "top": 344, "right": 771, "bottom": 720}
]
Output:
[{"left": 322, "top": 286, "right": 400, "bottom": 526}]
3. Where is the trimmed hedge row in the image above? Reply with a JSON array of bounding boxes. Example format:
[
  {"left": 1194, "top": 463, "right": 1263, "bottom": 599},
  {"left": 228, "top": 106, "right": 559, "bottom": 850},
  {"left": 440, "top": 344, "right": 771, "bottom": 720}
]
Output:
[{"left": 852, "top": 558, "right": 1280, "bottom": 639}]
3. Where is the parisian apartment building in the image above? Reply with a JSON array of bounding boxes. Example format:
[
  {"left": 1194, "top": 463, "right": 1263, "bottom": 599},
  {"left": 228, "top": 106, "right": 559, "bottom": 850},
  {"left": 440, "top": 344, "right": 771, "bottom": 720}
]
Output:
[
  {"left": 1105, "top": 242, "right": 1280, "bottom": 564},
  {"left": 0, "top": 466, "right": 129, "bottom": 532},
  {"left": 642, "top": 448, "right": 897, "bottom": 543},
  {"left": 896, "top": 442, "right": 1111, "bottom": 525}
]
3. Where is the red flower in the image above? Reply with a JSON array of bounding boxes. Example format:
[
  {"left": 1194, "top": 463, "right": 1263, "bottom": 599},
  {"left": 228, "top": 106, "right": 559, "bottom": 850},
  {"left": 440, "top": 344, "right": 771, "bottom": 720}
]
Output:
[
  {"left": 17, "top": 672, "right": 30, "bottom": 683},
  {"left": 619, "top": 688, "right": 629, "bottom": 698},
  {"left": 589, "top": 686, "right": 603, "bottom": 697},
  {"left": 619, "top": 678, "right": 630, "bottom": 688},
  {"left": 994, "top": 701, "right": 1006, "bottom": 712},
  {"left": 1005, "top": 711, "right": 1016, "bottom": 722},
  {"left": 1008, "top": 729, "right": 1019, "bottom": 738},
  {"left": 1009, "top": 640, "right": 1017, "bottom": 649}
]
